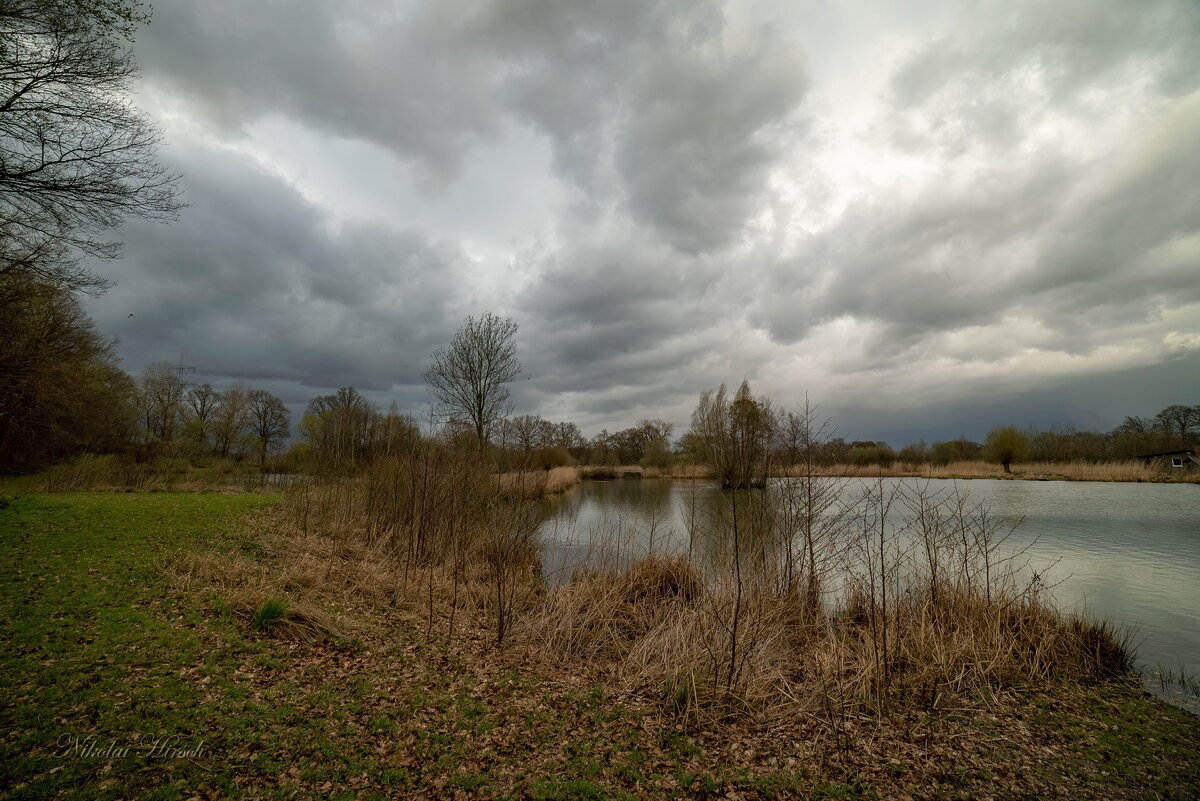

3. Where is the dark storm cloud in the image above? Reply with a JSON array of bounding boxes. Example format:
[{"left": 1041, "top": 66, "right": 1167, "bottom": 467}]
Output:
[
  {"left": 514, "top": 230, "right": 734, "bottom": 406},
  {"left": 89, "top": 139, "right": 468, "bottom": 394},
  {"left": 842, "top": 352, "right": 1200, "bottom": 448}
]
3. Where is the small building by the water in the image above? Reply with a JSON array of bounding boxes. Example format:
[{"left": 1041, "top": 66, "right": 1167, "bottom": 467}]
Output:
[{"left": 1138, "top": 447, "right": 1200, "bottom": 472}]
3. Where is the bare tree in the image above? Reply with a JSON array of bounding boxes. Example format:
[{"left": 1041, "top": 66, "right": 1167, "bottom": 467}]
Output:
[
  {"left": 423, "top": 312, "right": 521, "bottom": 449},
  {"left": 0, "top": 1, "right": 183, "bottom": 292},
  {"left": 139, "top": 361, "right": 185, "bottom": 440},
  {"left": 182, "top": 381, "right": 218, "bottom": 448},
  {"left": 305, "top": 386, "right": 376, "bottom": 465},
  {"left": 1154, "top": 404, "right": 1199, "bottom": 448},
  {"left": 505, "top": 414, "right": 545, "bottom": 456},
  {"left": 186, "top": 382, "right": 218, "bottom": 422},
  {"left": 211, "top": 382, "right": 250, "bottom": 458},
  {"left": 776, "top": 396, "right": 849, "bottom": 597},
  {"left": 549, "top": 420, "right": 585, "bottom": 450},
  {"left": 247, "top": 389, "right": 290, "bottom": 465}
]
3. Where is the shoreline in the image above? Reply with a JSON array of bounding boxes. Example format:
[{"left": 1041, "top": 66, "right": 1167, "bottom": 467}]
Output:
[{"left": 581, "top": 460, "right": 1199, "bottom": 484}]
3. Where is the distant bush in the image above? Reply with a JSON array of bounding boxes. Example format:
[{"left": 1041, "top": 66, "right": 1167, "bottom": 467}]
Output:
[
  {"left": 533, "top": 446, "right": 572, "bottom": 470},
  {"left": 930, "top": 441, "right": 957, "bottom": 466},
  {"left": 581, "top": 465, "right": 618, "bottom": 480},
  {"left": 639, "top": 441, "right": 674, "bottom": 470},
  {"left": 983, "top": 426, "right": 1030, "bottom": 474},
  {"left": 897, "top": 441, "right": 929, "bottom": 467},
  {"left": 281, "top": 442, "right": 315, "bottom": 473},
  {"left": 848, "top": 444, "right": 896, "bottom": 468}
]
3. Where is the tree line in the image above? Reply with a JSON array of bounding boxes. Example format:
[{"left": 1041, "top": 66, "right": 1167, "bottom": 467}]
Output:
[
  {"left": 827, "top": 403, "right": 1200, "bottom": 472},
  {"left": 4, "top": 281, "right": 1195, "bottom": 475}
]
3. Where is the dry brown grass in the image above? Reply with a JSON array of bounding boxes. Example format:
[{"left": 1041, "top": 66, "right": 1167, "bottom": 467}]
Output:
[
  {"left": 161, "top": 541, "right": 351, "bottom": 641},
  {"left": 807, "top": 459, "right": 1176, "bottom": 482},
  {"left": 161, "top": 497, "right": 540, "bottom": 646},
  {"left": 521, "top": 554, "right": 1133, "bottom": 723},
  {"left": 496, "top": 466, "right": 581, "bottom": 498}
]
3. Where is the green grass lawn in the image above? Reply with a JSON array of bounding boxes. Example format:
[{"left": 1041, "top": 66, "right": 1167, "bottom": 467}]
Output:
[
  {"left": 2, "top": 491, "right": 1198, "bottom": 800},
  {"left": 0, "top": 492, "right": 282, "bottom": 799}
]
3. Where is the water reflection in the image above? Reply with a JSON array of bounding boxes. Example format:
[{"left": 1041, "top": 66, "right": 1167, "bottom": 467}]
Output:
[{"left": 538, "top": 476, "right": 1200, "bottom": 709}]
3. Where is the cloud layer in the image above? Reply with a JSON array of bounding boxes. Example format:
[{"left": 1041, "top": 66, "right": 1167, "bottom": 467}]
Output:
[{"left": 85, "top": 0, "right": 1200, "bottom": 442}]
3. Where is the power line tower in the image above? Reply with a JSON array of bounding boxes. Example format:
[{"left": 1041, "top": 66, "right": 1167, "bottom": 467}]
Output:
[{"left": 170, "top": 352, "right": 197, "bottom": 385}]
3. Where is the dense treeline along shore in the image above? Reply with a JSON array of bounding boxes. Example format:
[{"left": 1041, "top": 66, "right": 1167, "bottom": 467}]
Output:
[{"left": 6, "top": 284, "right": 1197, "bottom": 482}]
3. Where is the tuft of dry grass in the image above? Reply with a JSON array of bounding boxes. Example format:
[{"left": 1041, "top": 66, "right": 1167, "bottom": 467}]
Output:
[
  {"left": 516, "top": 555, "right": 702, "bottom": 663},
  {"left": 545, "top": 465, "right": 582, "bottom": 493},
  {"left": 161, "top": 543, "right": 350, "bottom": 641}
]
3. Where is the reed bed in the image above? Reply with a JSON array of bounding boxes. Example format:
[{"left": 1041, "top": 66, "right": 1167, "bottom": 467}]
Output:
[
  {"left": 38, "top": 453, "right": 181, "bottom": 491},
  {"left": 642, "top": 463, "right": 715, "bottom": 479},
  {"left": 495, "top": 465, "right": 580, "bottom": 498},
  {"left": 809, "top": 459, "right": 1171, "bottom": 482},
  {"left": 580, "top": 464, "right": 716, "bottom": 480},
  {"left": 524, "top": 567, "right": 1132, "bottom": 722},
  {"left": 587, "top": 460, "right": 1181, "bottom": 482}
]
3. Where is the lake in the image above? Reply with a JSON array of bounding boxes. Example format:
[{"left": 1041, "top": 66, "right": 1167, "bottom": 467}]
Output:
[{"left": 538, "top": 476, "right": 1200, "bottom": 710}]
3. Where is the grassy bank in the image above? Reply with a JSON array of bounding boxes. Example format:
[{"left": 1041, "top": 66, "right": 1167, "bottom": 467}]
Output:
[
  {"left": 2, "top": 491, "right": 1198, "bottom": 799},
  {"left": 19, "top": 451, "right": 285, "bottom": 493}
]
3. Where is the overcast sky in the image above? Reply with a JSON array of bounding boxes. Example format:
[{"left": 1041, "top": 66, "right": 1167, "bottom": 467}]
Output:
[{"left": 84, "top": 0, "right": 1200, "bottom": 445}]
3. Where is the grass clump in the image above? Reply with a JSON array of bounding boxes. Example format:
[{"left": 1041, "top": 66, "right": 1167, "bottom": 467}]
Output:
[{"left": 252, "top": 596, "right": 288, "bottom": 632}]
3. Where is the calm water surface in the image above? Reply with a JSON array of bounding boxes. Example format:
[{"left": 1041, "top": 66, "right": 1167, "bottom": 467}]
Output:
[{"left": 538, "top": 477, "right": 1200, "bottom": 708}]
